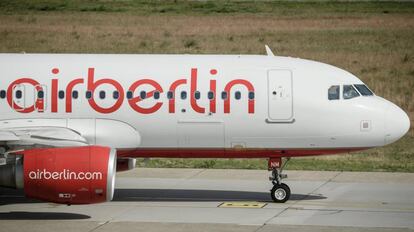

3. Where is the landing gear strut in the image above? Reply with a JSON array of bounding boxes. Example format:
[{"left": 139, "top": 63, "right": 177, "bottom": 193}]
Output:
[{"left": 268, "top": 157, "right": 291, "bottom": 203}]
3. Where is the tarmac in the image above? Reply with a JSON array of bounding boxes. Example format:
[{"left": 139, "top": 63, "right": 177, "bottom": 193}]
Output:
[{"left": 1, "top": 168, "right": 414, "bottom": 232}]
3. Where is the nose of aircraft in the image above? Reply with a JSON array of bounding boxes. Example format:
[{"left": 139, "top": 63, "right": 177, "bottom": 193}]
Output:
[{"left": 384, "top": 103, "right": 410, "bottom": 145}]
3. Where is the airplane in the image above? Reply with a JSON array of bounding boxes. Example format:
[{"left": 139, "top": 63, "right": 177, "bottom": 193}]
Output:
[{"left": 0, "top": 46, "right": 410, "bottom": 204}]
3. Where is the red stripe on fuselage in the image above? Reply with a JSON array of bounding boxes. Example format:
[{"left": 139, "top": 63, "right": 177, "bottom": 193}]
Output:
[{"left": 116, "top": 147, "right": 368, "bottom": 158}]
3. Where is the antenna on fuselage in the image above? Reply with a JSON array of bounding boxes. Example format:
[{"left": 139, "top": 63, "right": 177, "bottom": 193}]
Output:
[{"left": 265, "top": 45, "right": 274, "bottom": 57}]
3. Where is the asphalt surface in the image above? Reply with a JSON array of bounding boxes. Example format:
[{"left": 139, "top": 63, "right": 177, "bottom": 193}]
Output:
[{"left": 0, "top": 168, "right": 413, "bottom": 232}]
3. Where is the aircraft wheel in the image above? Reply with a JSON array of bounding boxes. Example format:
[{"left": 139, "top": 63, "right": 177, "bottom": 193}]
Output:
[{"left": 271, "top": 183, "right": 290, "bottom": 203}]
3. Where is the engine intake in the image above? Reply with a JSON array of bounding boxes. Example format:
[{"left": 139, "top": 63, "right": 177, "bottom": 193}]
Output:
[{"left": 0, "top": 155, "right": 23, "bottom": 189}]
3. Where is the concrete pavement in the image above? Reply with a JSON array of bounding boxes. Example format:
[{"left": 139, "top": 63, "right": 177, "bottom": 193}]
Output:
[{"left": 0, "top": 168, "right": 413, "bottom": 232}]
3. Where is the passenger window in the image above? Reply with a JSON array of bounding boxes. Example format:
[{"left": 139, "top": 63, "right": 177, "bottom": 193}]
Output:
[
  {"left": 248, "top": 92, "right": 255, "bottom": 100},
  {"left": 86, "top": 91, "right": 92, "bottom": 99},
  {"left": 235, "top": 91, "right": 241, "bottom": 100},
  {"left": 181, "top": 91, "right": 187, "bottom": 100},
  {"left": 221, "top": 91, "right": 228, "bottom": 100},
  {"left": 154, "top": 91, "right": 160, "bottom": 99},
  {"left": 99, "top": 91, "right": 106, "bottom": 99},
  {"left": 140, "top": 91, "right": 146, "bottom": 99},
  {"left": 343, "top": 85, "right": 360, "bottom": 99},
  {"left": 37, "top": 91, "right": 44, "bottom": 99},
  {"left": 58, "top": 90, "right": 65, "bottom": 99},
  {"left": 15, "top": 90, "right": 22, "bottom": 99},
  {"left": 328, "top": 85, "right": 340, "bottom": 100},
  {"left": 354, "top": 84, "right": 373, "bottom": 96},
  {"left": 194, "top": 91, "right": 200, "bottom": 100},
  {"left": 208, "top": 91, "right": 214, "bottom": 100},
  {"left": 126, "top": 91, "right": 133, "bottom": 99},
  {"left": 167, "top": 91, "right": 174, "bottom": 99},
  {"left": 72, "top": 91, "right": 78, "bottom": 99},
  {"left": 113, "top": 91, "right": 119, "bottom": 99},
  {"left": 0, "top": 90, "right": 5, "bottom": 99}
]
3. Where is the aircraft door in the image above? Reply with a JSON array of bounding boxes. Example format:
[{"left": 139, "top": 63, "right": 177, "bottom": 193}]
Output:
[
  {"left": 267, "top": 70, "right": 294, "bottom": 122},
  {"left": 11, "top": 84, "right": 46, "bottom": 113}
]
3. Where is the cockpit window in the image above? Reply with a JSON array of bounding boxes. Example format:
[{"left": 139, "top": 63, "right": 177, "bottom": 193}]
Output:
[
  {"left": 328, "top": 85, "right": 340, "bottom": 100},
  {"left": 343, "top": 85, "right": 360, "bottom": 99},
  {"left": 354, "top": 84, "right": 373, "bottom": 96}
]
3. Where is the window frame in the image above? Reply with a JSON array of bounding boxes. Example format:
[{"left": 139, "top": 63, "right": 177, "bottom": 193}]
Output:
[
  {"left": 167, "top": 91, "right": 174, "bottom": 100},
  {"left": 207, "top": 91, "right": 215, "bottom": 100},
  {"left": 180, "top": 91, "right": 187, "bottom": 100},
  {"left": 140, "top": 91, "right": 147, "bottom": 99},
  {"left": 112, "top": 91, "right": 119, "bottom": 100},
  {"left": 99, "top": 91, "right": 106, "bottom": 99},
  {"left": 194, "top": 91, "right": 201, "bottom": 100},
  {"left": 58, "top": 90, "right": 65, "bottom": 99},
  {"left": 221, "top": 91, "right": 228, "bottom": 100},
  {"left": 16, "top": 90, "right": 23, "bottom": 99},
  {"left": 328, "top": 85, "right": 340, "bottom": 100},
  {"left": 354, "top": 84, "right": 374, "bottom": 96},
  {"left": 343, "top": 84, "right": 360, "bottom": 100},
  {"left": 248, "top": 91, "right": 255, "bottom": 100},
  {"left": 153, "top": 91, "right": 160, "bottom": 99},
  {"left": 37, "top": 90, "right": 44, "bottom": 99},
  {"left": 126, "top": 91, "right": 133, "bottom": 99},
  {"left": 235, "top": 91, "right": 241, "bottom": 100},
  {"left": 72, "top": 90, "right": 78, "bottom": 99},
  {"left": 86, "top": 91, "right": 92, "bottom": 99},
  {"left": 0, "top": 90, "right": 5, "bottom": 99}
]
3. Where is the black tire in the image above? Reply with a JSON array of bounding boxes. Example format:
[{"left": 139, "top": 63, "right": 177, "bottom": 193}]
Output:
[{"left": 270, "top": 183, "right": 291, "bottom": 203}]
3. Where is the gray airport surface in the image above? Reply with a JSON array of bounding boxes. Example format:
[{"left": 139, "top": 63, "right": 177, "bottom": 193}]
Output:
[{"left": 1, "top": 168, "right": 414, "bottom": 232}]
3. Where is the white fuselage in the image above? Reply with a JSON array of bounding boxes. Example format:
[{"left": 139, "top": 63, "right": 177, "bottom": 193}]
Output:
[{"left": 0, "top": 54, "right": 410, "bottom": 158}]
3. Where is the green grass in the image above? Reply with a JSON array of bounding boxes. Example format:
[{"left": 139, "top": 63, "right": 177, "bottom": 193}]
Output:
[
  {"left": 1, "top": 0, "right": 414, "bottom": 15},
  {"left": 0, "top": 0, "right": 413, "bottom": 172}
]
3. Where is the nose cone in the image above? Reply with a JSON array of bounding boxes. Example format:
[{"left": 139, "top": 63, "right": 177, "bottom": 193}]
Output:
[{"left": 384, "top": 103, "right": 410, "bottom": 145}]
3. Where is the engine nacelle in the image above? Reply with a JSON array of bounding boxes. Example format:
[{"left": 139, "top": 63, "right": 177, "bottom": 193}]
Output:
[{"left": 0, "top": 146, "right": 116, "bottom": 204}]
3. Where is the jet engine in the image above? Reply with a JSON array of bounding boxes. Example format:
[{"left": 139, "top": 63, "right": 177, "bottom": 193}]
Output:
[{"left": 0, "top": 146, "right": 116, "bottom": 204}]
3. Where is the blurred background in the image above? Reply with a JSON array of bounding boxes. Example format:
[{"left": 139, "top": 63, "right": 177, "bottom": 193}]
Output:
[{"left": 0, "top": 0, "right": 412, "bottom": 172}]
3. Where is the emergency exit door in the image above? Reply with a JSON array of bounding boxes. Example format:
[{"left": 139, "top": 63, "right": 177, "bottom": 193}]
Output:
[
  {"left": 267, "top": 70, "right": 294, "bottom": 121},
  {"left": 11, "top": 84, "right": 46, "bottom": 112}
]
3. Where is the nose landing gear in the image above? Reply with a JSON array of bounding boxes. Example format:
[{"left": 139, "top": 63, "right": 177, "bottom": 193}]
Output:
[{"left": 269, "top": 157, "right": 291, "bottom": 203}]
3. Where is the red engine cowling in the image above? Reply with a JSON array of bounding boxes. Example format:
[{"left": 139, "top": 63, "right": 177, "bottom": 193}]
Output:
[{"left": 22, "top": 146, "right": 116, "bottom": 204}]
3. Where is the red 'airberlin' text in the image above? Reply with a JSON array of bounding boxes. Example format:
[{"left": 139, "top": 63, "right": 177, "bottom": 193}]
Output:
[{"left": 6, "top": 68, "right": 255, "bottom": 114}]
